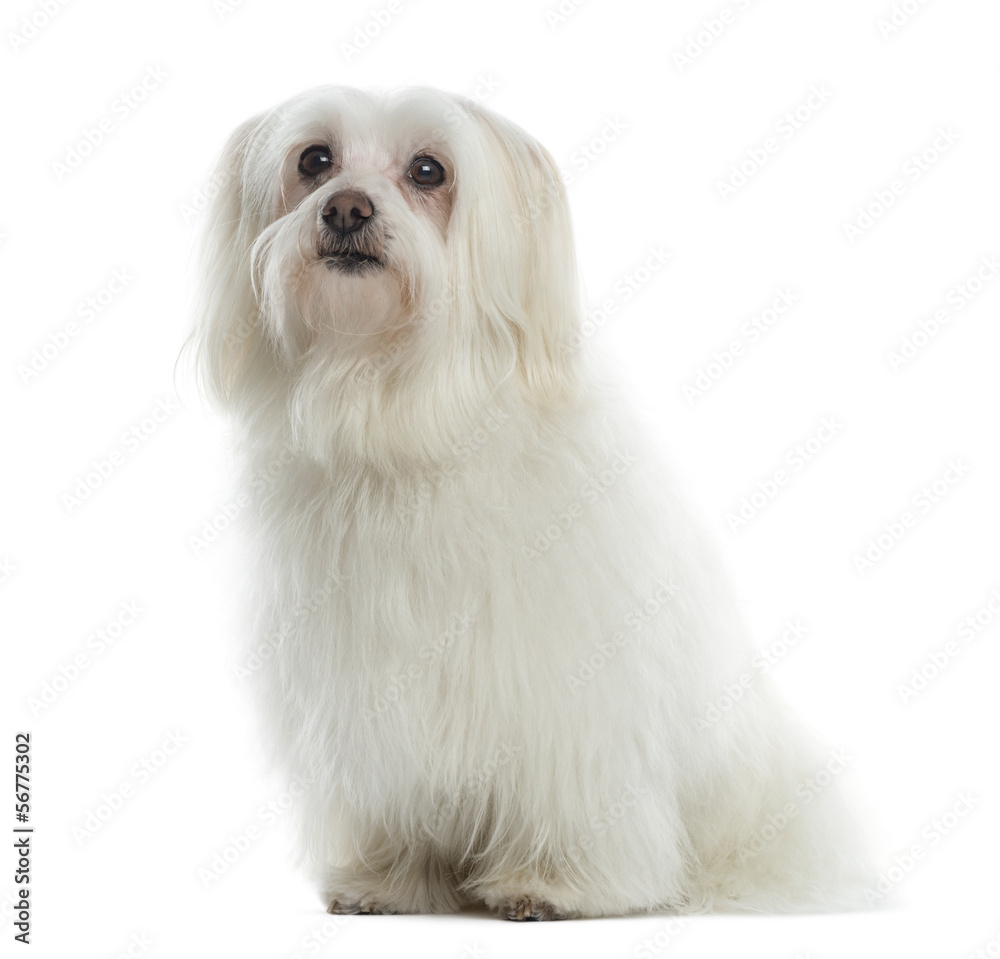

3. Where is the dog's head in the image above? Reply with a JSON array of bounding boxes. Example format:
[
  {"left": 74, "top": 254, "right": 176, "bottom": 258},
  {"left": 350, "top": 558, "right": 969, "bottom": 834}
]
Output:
[{"left": 193, "top": 86, "right": 581, "bottom": 466}]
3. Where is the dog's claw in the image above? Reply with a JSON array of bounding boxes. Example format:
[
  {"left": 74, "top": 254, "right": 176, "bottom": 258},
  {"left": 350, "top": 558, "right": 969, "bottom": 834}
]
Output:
[
  {"left": 504, "top": 897, "right": 566, "bottom": 921},
  {"left": 326, "top": 898, "right": 390, "bottom": 915}
]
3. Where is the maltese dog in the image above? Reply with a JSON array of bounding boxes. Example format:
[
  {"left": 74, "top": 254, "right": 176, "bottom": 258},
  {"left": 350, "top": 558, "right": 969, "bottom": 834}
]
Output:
[{"left": 190, "top": 85, "right": 870, "bottom": 920}]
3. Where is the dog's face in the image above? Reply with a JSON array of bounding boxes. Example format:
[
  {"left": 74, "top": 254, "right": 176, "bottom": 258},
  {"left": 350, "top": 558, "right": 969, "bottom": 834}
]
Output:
[
  {"left": 279, "top": 115, "right": 454, "bottom": 278},
  {"left": 258, "top": 89, "right": 460, "bottom": 348},
  {"left": 195, "top": 87, "right": 580, "bottom": 465}
]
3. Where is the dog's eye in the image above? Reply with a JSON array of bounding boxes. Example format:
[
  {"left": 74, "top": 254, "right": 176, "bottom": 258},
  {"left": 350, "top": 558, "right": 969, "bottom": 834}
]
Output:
[
  {"left": 408, "top": 157, "right": 445, "bottom": 187},
  {"left": 299, "top": 146, "right": 332, "bottom": 177}
]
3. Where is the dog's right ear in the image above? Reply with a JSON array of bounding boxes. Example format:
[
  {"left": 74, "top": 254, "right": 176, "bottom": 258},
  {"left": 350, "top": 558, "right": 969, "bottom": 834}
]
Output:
[{"left": 189, "top": 112, "right": 278, "bottom": 415}]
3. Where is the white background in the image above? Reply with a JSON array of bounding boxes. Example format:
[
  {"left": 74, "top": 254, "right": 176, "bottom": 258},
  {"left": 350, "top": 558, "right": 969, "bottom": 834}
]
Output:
[{"left": 2, "top": 0, "right": 999, "bottom": 957}]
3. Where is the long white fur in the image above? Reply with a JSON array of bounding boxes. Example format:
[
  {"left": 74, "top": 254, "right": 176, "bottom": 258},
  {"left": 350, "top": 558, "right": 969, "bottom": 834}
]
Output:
[{"left": 190, "top": 85, "right": 871, "bottom": 918}]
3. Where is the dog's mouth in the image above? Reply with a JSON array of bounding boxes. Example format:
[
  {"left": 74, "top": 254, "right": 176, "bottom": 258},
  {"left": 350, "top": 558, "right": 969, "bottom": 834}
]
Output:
[
  {"left": 321, "top": 248, "right": 383, "bottom": 273},
  {"left": 318, "top": 229, "right": 386, "bottom": 274}
]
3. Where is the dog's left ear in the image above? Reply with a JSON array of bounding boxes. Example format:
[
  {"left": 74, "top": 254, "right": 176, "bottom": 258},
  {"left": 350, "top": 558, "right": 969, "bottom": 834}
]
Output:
[{"left": 449, "top": 101, "right": 581, "bottom": 402}]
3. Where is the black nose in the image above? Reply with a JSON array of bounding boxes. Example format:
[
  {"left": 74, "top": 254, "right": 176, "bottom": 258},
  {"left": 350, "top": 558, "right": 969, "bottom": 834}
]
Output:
[{"left": 321, "top": 190, "right": 374, "bottom": 235}]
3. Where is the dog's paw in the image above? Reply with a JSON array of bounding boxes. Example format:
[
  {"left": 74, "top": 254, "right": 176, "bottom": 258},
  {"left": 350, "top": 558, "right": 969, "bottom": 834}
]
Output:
[
  {"left": 326, "top": 897, "right": 395, "bottom": 916},
  {"left": 501, "top": 897, "right": 566, "bottom": 922}
]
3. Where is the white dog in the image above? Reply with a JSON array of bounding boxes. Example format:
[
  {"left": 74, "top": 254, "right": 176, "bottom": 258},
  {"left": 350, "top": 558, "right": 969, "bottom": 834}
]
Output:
[{"left": 191, "top": 85, "right": 870, "bottom": 920}]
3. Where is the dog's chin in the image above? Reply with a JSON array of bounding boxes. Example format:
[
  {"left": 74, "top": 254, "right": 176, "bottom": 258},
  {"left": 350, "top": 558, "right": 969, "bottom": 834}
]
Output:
[{"left": 287, "top": 246, "right": 410, "bottom": 350}]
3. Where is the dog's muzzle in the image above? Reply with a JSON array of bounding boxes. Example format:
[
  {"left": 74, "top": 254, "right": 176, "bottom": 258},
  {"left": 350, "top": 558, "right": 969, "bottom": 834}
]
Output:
[{"left": 318, "top": 190, "right": 384, "bottom": 273}]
